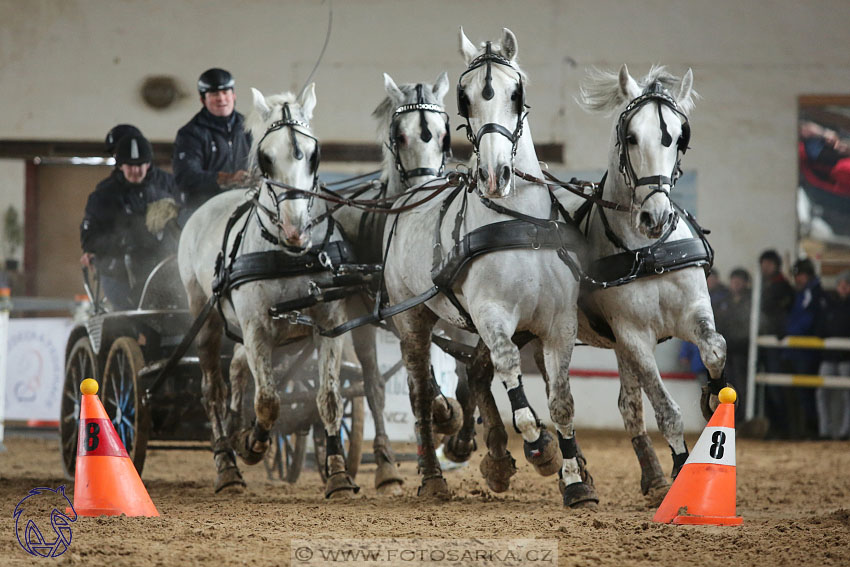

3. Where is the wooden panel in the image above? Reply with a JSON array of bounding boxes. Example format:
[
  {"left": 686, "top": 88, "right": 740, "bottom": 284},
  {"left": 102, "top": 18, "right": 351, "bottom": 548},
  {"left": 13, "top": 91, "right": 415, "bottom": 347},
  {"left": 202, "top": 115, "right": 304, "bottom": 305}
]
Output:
[{"left": 33, "top": 164, "right": 112, "bottom": 298}]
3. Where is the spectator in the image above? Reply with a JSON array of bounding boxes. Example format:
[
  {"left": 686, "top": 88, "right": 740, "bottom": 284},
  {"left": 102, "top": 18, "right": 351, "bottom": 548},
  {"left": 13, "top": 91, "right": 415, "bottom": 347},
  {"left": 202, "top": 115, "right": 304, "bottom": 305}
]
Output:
[
  {"left": 758, "top": 250, "right": 794, "bottom": 339},
  {"left": 80, "top": 134, "right": 178, "bottom": 310},
  {"left": 715, "top": 268, "right": 752, "bottom": 423},
  {"left": 778, "top": 258, "right": 826, "bottom": 439},
  {"left": 173, "top": 67, "right": 252, "bottom": 224},
  {"left": 706, "top": 267, "right": 729, "bottom": 313},
  {"left": 814, "top": 269, "right": 850, "bottom": 439}
]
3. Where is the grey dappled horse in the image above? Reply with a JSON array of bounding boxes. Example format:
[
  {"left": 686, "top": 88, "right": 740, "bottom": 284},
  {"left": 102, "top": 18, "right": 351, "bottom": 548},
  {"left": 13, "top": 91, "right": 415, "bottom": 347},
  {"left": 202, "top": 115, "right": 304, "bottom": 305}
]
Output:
[
  {"left": 382, "top": 28, "right": 594, "bottom": 505},
  {"left": 178, "top": 85, "right": 358, "bottom": 498}
]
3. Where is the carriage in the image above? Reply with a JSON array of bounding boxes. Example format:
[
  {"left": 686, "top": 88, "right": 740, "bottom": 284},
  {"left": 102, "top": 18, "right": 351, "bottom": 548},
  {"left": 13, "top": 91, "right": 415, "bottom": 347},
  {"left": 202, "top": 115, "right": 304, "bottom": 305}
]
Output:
[{"left": 60, "top": 255, "right": 365, "bottom": 484}]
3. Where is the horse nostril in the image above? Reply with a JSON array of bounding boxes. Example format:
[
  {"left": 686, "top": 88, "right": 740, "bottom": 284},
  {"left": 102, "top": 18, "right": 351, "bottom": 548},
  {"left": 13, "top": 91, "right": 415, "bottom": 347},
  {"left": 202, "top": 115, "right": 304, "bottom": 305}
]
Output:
[
  {"left": 640, "top": 212, "right": 653, "bottom": 227},
  {"left": 500, "top": 165, "right": 511, "bottom": 184},
  {"left": 478, "top": 167, "right": 488, "bottom": 183}
]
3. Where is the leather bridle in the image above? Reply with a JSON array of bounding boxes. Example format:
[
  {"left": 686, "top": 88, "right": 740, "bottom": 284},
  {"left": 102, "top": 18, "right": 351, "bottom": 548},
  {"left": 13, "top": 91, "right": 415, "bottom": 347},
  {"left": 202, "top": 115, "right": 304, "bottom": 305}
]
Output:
[
  {"left": 253, "top": 102, "right": 323, "bottom": 253},
  {"left": 388, "top": 83, "right": 451, "bottom": 187},
  {"left": 615, "top": 82, "right": 690, "bottom": 210},
  {"left": 456, "top": 42, "right": 528, "bottom": 193}
]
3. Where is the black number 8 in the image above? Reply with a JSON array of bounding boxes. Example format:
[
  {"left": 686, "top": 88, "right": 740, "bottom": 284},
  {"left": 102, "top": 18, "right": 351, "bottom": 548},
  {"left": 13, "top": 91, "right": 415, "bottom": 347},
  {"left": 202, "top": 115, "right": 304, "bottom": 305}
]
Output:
[
  {"left": 709, "top": 430, "right": 726, "bottom": 459},
  {"left": 85, "top": 422, "right": 100, "bottom": 451}
]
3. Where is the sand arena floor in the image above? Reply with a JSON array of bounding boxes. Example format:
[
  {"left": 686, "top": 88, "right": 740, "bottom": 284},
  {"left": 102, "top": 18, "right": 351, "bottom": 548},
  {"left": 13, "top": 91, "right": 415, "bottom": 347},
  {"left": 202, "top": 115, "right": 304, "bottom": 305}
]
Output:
[{"left": 1, "top": 429, "right": 848, "bottom": 567}]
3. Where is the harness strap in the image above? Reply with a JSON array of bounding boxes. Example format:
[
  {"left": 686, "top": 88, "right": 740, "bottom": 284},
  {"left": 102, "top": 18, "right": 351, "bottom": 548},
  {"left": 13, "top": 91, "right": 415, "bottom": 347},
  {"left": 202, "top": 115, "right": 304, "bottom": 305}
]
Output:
[{"left": 587, "top": 237, "right": 712, "bottom": 284}]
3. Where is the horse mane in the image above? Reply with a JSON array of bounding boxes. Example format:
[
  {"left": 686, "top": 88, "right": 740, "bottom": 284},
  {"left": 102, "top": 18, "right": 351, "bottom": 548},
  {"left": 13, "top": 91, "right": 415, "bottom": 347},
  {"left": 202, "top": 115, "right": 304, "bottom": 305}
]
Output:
[
  {"left": 578, "top": 65, "right": 698, "bottom": 115},
  {"left": 372, "top": 82, "right": 444, "bottom": 182},
  {"left": 244, "top": 92, "right": 301, "bottom": 175}
]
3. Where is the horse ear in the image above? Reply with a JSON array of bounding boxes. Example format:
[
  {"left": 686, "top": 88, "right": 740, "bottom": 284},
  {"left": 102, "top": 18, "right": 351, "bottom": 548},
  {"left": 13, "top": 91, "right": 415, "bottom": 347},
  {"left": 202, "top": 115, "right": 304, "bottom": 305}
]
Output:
[
  {"left": 459, "top": 27, "right": 477, "bottom": 64},
  {"left": 501, "top": 28, "right": 518, "bottom": 62},
  {"left": 618, "top": 64, "right": 641, "bottom": 101},
  {"left": 383, "top": 73, "right": 404, "bottom": 104},
  {"left": 677, "top": 68, "right": 695, "bottom": 111},
  {"left": 432, "top": 71, "right": 449, "bottom": 103},
  {"left": 251, "top": 88, "right": 271, "bottom": 121},
  {"left": 299, "top": 82, "right": 317, "bottom": 122}
]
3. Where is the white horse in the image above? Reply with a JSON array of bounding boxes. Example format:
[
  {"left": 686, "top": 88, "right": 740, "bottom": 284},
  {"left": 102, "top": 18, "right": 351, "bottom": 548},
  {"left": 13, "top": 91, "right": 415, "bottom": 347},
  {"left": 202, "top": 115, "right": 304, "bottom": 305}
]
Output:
[
  {"left": 567, "top": 65, "right": 727, "bottom": 502},
  {"left": 382, "top": 28, "right": 595, "bottom": 505},
  {"left": 327, "top": 71, "right": 456, "bottom": 495},
  {"left": 178, "top": 85, "right": 358, "bottom": 498}
]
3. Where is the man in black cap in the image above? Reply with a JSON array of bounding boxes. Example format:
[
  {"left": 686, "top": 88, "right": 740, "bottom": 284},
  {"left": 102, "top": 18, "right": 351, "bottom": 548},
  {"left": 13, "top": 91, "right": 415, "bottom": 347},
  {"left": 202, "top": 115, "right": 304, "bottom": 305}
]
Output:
[
  {"left": 172, "top": 68, "right": 252, "bottom": 223},
  {"left": 80, "top": 134, "right": 178, "bottom": 309}
]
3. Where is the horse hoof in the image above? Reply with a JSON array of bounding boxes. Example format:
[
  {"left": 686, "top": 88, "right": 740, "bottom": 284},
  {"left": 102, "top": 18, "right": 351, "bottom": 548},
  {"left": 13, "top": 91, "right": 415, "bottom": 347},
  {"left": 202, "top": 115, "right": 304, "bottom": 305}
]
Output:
[
  {"left": 432, "top": 396, "right": 463, "bottom": 436},
  {"left": 233, "top": 429, "right": 268, "bottom": 466},
  {"left": 324, "top": 472, "right": 360, "bottom": 499},
  {"left": 214, "top": 467, "right": 246, "bottom": 494},
  {"left": 442, "top": 435, "right": 476, "bottom": 463},
  {"left": 417, "top": 476, "right": 450, "bottom": 499},
  {"left": 523, "top": 430, "right": 560, "bottom": 476},
  {"left": 479, "top": 452, "right": 517, "bottom": 493},
  {"left": 375, "top": 460, "right": 404, "bottom": 493},
  {"left": 559, "top": 480, "right": 600, "bottom": 509},
  {"left": 559, "top": 480, "right": 599, "bottom": 509},
  {"left": 645, "top": 483, "right": 669, "bottom": 507}
]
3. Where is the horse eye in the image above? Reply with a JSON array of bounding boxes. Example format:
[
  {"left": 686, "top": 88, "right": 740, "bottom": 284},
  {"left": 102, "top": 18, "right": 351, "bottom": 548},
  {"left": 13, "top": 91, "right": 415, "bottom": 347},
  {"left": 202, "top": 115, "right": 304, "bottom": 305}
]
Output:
[
  {"left": 510, "top": 91, "right": 518, "bottom": 101},
  {"left": 626, "top": 134, "right": 638, "bottom": 145},
  {"left": 259, "top": 152, "right": 273, "bottom": 171}
]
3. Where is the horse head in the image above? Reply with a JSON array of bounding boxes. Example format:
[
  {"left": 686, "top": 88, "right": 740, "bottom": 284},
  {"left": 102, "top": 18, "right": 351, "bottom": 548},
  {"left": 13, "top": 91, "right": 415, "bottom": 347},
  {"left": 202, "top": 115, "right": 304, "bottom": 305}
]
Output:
[
  {"left": 458, "top": 27, "right": 528, "bottom": 198},
  {"left": 580, "top": 65, "right": 696, "bottom": 239},
  {"left": 374, "top": 72, "right": 451, "bottom": 189},
  {"left": 247, "top": 85, "right": 321, "bottom": 253}
]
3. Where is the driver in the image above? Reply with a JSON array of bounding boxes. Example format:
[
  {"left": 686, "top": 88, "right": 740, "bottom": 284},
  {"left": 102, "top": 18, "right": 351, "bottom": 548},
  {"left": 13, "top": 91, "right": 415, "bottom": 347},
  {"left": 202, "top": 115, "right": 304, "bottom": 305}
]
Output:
[
  {"left": 172, "top": 67, "right": 252, "bottom": 224},
  {"left": 80, "top": 133, "right": 179, "bottom": 309}
]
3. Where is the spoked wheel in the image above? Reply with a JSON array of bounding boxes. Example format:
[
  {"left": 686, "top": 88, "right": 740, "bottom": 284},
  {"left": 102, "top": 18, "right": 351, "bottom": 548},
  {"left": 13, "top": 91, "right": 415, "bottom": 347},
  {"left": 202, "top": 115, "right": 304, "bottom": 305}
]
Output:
[
  {"left": 60, "top": 336, "right": 99, "bottom": 480},
  {"left": 101, "top": 337, "right": 150, "bottom": 476},
  {"left": 263, "top": 428, "right": 309, "bottom": 483},
  {"left": 314, "top": 387, "right": 365, "bottom": 483}
]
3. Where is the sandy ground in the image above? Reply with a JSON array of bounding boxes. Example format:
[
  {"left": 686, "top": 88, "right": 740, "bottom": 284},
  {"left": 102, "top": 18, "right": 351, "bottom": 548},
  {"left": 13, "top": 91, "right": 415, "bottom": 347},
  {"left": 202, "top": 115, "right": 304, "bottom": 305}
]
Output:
[{"left": 1, "top": 429, "right": 848, "bottom": 567}]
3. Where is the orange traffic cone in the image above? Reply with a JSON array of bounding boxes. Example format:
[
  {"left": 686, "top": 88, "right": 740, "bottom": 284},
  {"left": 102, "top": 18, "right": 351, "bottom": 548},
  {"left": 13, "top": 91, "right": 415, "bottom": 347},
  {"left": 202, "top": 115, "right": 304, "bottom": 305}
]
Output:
[
  {"left": 73, "top": 379, "right": 159, "bottom": 517},
  {"left": 653, "top": 387, "right": 742, "bottom": 525}
]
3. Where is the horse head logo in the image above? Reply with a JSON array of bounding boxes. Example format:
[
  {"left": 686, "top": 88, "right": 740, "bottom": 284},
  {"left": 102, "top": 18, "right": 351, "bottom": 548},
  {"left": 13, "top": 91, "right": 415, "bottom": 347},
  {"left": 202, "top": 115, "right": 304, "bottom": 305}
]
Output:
[{"left": 13, "top": 486, "right": 77, "bottom": 558}]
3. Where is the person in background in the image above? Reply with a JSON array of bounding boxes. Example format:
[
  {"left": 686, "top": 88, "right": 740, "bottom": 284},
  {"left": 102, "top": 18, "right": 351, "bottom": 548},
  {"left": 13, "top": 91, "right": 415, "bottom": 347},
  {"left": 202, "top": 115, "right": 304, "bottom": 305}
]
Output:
[
  {"left": 815, "top": 269, "right": 850, "bottom": 440},
  {"left": 172, "top": 67, "right": 252, "bottom": 224},
  {"left": 80, "top": 134, "right": 179, "bottom": 310},
  {"left": 778, "top": 258, "right": 826, "bottom": 439},
  {"left": 706, "top": 267, "right": 729, "bottom": 313},
  {"left": 758, "top": 249, "right": 796, "bottom": 437},
  {"left": 715, "top": 268, "right": 752, "bottom": 423},
  {"left": 679, "top": 340, "right": 708, "bottom": 386}
]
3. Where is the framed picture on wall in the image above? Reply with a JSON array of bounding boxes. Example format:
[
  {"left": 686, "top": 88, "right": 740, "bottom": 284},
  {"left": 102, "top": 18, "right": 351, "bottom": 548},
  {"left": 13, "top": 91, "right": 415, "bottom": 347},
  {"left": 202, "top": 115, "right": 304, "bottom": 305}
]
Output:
[{"left": 798, "top": 96, "right": 850, "bottom": 274}]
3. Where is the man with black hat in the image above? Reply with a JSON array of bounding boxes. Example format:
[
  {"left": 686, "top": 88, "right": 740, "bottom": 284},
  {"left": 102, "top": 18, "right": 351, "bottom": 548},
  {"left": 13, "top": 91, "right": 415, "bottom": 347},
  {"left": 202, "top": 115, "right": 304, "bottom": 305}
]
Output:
[
  {"left": 172, "top": 68, "right": 252, "bottom": 223},
  {"left": 80, "top": 134, "right": 178, "bottom": 309}
]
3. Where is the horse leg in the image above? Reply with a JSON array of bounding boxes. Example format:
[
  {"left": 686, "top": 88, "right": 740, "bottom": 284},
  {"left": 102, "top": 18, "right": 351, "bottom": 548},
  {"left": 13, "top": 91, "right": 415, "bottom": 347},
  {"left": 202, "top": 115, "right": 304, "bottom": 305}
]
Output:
[
  {"left": 350, "top": 324, "right": 402, "bottom": 495},
  {"left": 469, "top": 339, "right": 517, "bottom": 492},
  {"left": 613, "top": 338, "right": 680, "bottom": 505},
  {"left": 316, "top": 328, "right": 359, "bottom": 499},
  {"left": 540, "top": 332, "right": 599, "bottom": 509},
  {"left": 442, "top": 359, "right": 478, "bottom": 463},
  {"left": 476, "top": 309, "right": 559, "bottom": 477},
  {"left": 397, "top": 307, "right": 447, "bottom": 497},
  {"left": 189, "top": 287, "right": 245, "bottom": 493},
  {"left": 227, "top": 344, "right": 250, "bottom": 438},
  {"left": 686, "top": 314, "right": 729, "bottom": 421},
  {"left": 231, "top": 326, "right": 278, "bottom": 467}
]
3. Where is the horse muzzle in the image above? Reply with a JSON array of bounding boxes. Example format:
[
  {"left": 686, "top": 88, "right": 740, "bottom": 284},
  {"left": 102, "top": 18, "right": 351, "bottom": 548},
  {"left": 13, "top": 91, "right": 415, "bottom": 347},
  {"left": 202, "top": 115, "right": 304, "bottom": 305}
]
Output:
[{"left": 478, "top": 164, "right": 513, "bottom": 198}]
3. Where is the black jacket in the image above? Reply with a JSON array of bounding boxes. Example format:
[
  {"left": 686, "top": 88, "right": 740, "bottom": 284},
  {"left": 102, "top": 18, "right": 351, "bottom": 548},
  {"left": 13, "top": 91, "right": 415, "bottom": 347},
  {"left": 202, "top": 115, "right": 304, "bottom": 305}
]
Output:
[
  {"left": 80, "top": 167, "right": 177, "bottom": 279},
  {"left": 759, "top": 273, "right": 795, "bottom": 336},
  {"left": 816, "top": 291, "right": 850, "bottom": 362},
  {"left": 172, "top": 108, "right": 252, "bottom": 215}
]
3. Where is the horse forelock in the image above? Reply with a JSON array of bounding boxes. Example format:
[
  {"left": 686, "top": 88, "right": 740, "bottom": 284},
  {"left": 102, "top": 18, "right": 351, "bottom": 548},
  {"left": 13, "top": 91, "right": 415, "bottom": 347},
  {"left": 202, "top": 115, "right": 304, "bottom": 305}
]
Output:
[{"left": 245, "top": 92, "right": 309, "bottom": 176}]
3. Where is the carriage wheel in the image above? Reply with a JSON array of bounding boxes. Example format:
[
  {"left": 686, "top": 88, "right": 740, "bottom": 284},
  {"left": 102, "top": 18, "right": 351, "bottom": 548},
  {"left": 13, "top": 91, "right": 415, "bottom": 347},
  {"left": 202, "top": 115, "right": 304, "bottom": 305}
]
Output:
[
  {"left": 60, "top": 336, "right": 99, "bottom": 480},
  {"left": 314, "top": 393, "right": 365, "bottom": 482},
  {"left": 263, "top": 429, "right": 309, "bottom": 483},
  {"left": 102, "top": 337, "right": 150, "bottom": 476}
]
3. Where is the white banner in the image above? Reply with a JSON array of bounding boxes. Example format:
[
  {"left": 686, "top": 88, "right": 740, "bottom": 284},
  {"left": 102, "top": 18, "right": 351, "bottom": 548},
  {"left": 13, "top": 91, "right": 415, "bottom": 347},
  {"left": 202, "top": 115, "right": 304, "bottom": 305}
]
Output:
[
  {"left": 685, "top": 426, "right": 736, "bottom": 467},
  {"left": 4, "top": 318, "right": 73, "bottom": 421},
  {"left": 363, "top": 328, "right": 457, "bottom": 442}
]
